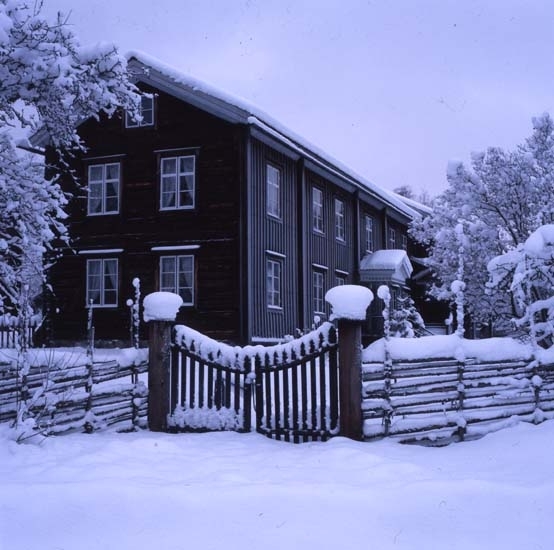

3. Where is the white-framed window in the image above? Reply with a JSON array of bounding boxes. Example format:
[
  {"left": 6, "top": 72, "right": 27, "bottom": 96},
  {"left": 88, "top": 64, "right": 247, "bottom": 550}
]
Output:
[
  {"left": 335, "top": 198, "right": 345, "bottom": 242},
  {"left": 126, "top": 95, "right": 154, "bottom": 128},
  {"left": 87, "top": 163, "right": 120, "bottom": 215},
  {"left": 266, "top": 256, "right": 282, "bottom": 309},
  {"left": 160, "top": 255, "right": 194, "bottom": 305},
  {"left": 313, "top": 269, "right": 326, "bottom": 314},
  {"left": 389, "top": 227, "right": 397, "bottom": 248},
  {"left": 160, "top": 155, "right": 195, "bottom": 210},
  {"left": 401, "top": 234, "right": 408, "bottom": 250},
  {"left": 313, "top": 187, "right": 324, "bottom": 233},
  {"left": 86, "top": 258, "right": 118, "bottom": 307},
  {"left": 266, "top": 164, "right": 281, "bottom": 219},
  {"left": 364, "top": 215, "right": 374, "bottom": 253},
  {"left": 335, "top": 274, "right": 347, "bottom": 286}
]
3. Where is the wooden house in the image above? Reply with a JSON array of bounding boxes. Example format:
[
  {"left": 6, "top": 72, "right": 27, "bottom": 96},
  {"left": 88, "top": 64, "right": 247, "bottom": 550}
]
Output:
[{"left": 37, "top": 52, "right": 419, "bottom": 345}]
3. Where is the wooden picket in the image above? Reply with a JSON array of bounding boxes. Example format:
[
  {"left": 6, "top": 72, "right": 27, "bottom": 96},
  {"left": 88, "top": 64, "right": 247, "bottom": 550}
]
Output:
[{"left": 254, "top": 327, "right": 339, "bottom": 442}]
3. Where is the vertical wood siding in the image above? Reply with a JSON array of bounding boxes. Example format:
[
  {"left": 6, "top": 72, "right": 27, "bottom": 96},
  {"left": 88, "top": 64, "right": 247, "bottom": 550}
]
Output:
[{"left": 248, "top": 140, "right": 299, "bottom": 340}]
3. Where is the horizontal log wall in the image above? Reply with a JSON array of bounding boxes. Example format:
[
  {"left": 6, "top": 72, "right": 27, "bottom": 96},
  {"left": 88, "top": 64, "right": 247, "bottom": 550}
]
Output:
[
  {"left": 362, "top": 357, "right": 554, "bottom": 443},
  {"left": 0, "top": 357, "right": 148, "bottom": 434}
]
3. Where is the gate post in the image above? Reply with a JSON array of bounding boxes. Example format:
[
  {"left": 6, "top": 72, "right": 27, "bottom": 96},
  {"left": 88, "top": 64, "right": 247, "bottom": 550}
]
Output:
[
  {"left": 143, "top": 292, "right": 183, "bottom": 432},
  {"left": 337, "top": 319, "right": 363, "bottom": 441},
  {"left": 326, "top": 285, "right": 374, "bottom": 441}
]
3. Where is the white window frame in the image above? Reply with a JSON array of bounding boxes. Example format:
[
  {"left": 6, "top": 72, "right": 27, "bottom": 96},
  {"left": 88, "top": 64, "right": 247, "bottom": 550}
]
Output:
[
  {"left": 313, "top": 269, "right": 326, "bottom": 314},
  {"left": 313, "top": 187, "right": 324, "bottom": 233},
  {"left": 335, "top": 275, "right": 347, "bottom": 286},
  {"left": 159, "top": 255, "right": 195, "bottom": 306},
  {"left": 87, "top": 163, "right": 120, "bottom": 216},
  {"left": 160, "top": 155, "right": 196, "bottom": 210},
  {"left": 266, "top": 256, "right": 283, "bottom": 309},
  {"left": 266, "top": 164, "right": 281, "bottom": 219},
  {"left": 86, "top": 258, "right": 118, "bottom": 307},
  {"left": 364, "top": 215, "right": 374, "bottom": 253},
  {"left": 335, "top": 198, "right": 345, "bottom": 242},
  {"left": 126, "top": 95, "right": 154, "bottom": 128}
]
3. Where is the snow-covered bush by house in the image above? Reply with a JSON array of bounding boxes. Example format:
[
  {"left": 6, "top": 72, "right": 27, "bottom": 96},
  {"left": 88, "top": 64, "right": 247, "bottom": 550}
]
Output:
[{"left": 389, "top": 295, "right": 425, "bottom": 338}]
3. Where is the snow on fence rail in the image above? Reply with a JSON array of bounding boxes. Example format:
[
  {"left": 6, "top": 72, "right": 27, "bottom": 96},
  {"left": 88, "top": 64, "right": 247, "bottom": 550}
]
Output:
[
  {"left": 0, "top": 348, "right": 148, "bottom": 435},
  {"left": 362, "top": 335, "right": 554, "bottom": 442}
]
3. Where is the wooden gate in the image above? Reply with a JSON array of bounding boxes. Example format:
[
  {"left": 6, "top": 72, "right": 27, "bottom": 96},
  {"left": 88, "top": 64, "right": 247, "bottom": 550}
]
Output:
[
  {"left": 254, "top": 326, "right": 339, "bottom": 442},
  {"left": 166, "top": 323, "right": 339, "bottom": 441}
]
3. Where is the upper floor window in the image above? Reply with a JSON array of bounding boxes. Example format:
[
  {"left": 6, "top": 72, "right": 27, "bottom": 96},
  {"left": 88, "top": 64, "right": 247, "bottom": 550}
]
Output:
[
  {"left": 364, "top": 215, "right": 374, "bottom": 253},
  {"left": 88, "top": 163, "right": 120, "bottom": 215},
  {"left": 313, "top": 187, "right": 324, "bottom": 233},
  {"left": 389, "top": 227, "right": 397, "bottom": 248},
  {"left": 126, "top": 95, "right": 154, "bottom": 128},
  {"left": 160, "top": 155, "right": 195, "bottom": 210},
  {"left": 335, "top": 199, "right": 345, "bottom": 242},
  {"left": 313, "top": 269, "right": 326, "bottom": 314},
  {"left": 160, "top": 255, "right": 194, "bottom": 305},
  {"left": 335, "top": 274, "right": 347, "bottom": 286},
  {"left": 86, "top": 258, "right": 118, "bottom": 307},
  {"left": 266, "top": 164, "right": 281, "bottom": 218},
  {"left": 266, "top": 256, "right": 282, "bottom": 309}
]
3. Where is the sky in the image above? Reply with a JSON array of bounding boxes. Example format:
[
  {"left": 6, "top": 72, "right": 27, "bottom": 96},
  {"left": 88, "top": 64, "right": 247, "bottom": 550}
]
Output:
[{"left": 41, "top": 0, "right": 554, "bottom": 197}]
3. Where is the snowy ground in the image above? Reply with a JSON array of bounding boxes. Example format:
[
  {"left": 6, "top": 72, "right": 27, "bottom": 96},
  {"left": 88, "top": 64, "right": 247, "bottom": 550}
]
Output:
[{"left": 1, "top": 421, "right": 553, "bottom": 550}]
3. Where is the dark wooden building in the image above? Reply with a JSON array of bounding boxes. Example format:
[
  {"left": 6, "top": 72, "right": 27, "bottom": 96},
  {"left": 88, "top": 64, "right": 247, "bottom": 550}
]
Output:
[{"left": 38, "top": 52, "right": 419, "bottom": 345}]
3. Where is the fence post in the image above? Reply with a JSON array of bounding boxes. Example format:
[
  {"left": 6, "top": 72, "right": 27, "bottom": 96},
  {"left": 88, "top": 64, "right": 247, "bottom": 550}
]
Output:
[
  {"left": 337, "top": 318, "right": 364, "bottom": 440},
  {"left": 143, "top": 292, "right": 183, "bottom": 432},
  {"left": 326, "top": 284, "right": 374, "bottom": 442}
]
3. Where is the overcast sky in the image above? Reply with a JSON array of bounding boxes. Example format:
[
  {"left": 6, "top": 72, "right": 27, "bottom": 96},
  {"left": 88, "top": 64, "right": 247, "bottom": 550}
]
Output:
[{"left": 42, "top": 0, "right": 554, "bottom": 197}]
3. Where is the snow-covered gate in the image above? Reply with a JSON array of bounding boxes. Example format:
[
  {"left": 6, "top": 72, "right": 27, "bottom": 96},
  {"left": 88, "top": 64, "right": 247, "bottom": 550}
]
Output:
[{"left": 165, "top": 323, "right": 340, "bottom": 442}]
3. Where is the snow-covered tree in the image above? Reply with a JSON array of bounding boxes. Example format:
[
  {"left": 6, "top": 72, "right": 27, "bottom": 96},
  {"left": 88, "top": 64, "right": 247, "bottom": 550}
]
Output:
[
  {"left": 410, "top": 113, "right": 554, "bottom": 328},
  {"left": 489, "top": 225, "right": 554, "bottom": 349},
  {"left": 389, "top": 295, "right": 425, "bottom": 338},
  {"left": 0, "top": 0, "right": 139, "bottom": 312}
]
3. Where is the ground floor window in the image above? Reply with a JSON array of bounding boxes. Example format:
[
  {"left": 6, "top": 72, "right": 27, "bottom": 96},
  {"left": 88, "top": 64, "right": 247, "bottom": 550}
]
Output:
[
  {"left": 313, "top": 269, "right": 326, "bottom": 314},
  {"left": 160, "top": 255, "right": 194, "bottom": 305},
  {"left": 266, "top": 256, "right": 283, "bottom": 309},
  {"left": 86, "top": 258, "right": 118, "bottom": 306}
]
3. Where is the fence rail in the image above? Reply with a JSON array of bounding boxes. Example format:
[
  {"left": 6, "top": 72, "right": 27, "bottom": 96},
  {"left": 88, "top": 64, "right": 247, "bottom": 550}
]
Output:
[
  {"left": 362, "top": 356, "right": 554, "bottom": 443},
  {"left": 0, "top": 354, "right": 148, "bottom": 435}
]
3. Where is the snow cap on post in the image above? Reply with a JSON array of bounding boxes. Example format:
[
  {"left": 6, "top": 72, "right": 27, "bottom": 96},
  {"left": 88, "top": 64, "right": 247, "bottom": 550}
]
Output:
[
  {"left": 143, "top": 292, "right": 183, "bottom": 322},
  {"left": 325, "top": 284, "right": 374, "bottom": 321}
]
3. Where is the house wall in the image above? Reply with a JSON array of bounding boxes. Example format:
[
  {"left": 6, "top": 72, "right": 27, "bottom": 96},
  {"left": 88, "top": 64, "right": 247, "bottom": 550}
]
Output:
[
  {"left": 47, "top": 85, "right": 244, "bottom": 344},
  {"left": 248, "top": 139, "right": 300, "bottom": 341}
]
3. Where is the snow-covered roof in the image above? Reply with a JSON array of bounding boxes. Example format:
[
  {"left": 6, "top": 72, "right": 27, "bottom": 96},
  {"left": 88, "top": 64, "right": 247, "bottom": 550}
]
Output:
[
  {"left": 126, "top": 50, "right": 418, "bottom": 220},
  {"left": 393, "top": 193, "right": 433, "bottom": 215},
  {"left": 359, "top": 249, "right": 413, "bottom": 285}
]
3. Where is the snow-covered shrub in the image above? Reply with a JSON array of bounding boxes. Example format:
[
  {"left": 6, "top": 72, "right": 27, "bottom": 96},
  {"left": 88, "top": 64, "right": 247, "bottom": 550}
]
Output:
[
  {"left": 389, "top": 295, "right": 426, "bottom": 338},
  {"left": 488, "top": 224, "right": 554, "bottom": 349}
]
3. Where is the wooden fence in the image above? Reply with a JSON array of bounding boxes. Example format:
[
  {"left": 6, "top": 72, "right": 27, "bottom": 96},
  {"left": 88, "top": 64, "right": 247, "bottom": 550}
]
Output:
[
  {"left": 362, "top": 356, "right": 554, "bottom": 443},
  {"left": 0, "top": 352, "right": 148, "bottom": 436}
]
